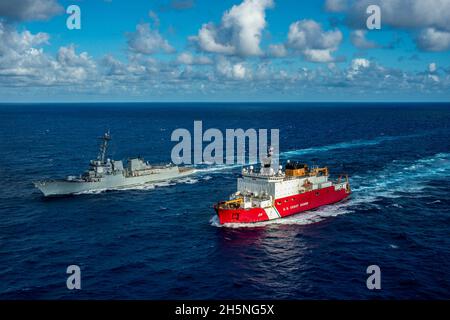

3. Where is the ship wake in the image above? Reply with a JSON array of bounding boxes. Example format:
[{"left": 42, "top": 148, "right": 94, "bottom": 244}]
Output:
[
  {"left": 74, "top": 176, "right": 204, "bottom": 194},
  {"left": 196, "top": 133, "right": 425, "bottom": 176},
  {"left": 281, "top": 133, "right": 423, "bottom": 158}
]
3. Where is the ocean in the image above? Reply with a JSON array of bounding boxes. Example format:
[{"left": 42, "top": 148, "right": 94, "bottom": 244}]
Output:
[{"left": 0, "top": 103, "right": 449, "bottom": 299}]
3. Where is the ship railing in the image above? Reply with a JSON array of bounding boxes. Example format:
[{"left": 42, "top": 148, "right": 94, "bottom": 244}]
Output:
[
  {"left": 241, "top": 172, "right": 285, "bottom": 180},
  {"left": 150, "top": 163, "right": 174, "bottom": 169}
]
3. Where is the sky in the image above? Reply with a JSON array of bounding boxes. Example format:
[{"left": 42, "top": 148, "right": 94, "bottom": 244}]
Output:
[{"left": 0, "top": 0, "right": 450, "bottom": 102}]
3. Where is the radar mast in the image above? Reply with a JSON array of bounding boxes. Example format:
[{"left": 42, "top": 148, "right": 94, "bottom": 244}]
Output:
[{"left": 97, "top": 130, "right": 111, "bottom": 163}]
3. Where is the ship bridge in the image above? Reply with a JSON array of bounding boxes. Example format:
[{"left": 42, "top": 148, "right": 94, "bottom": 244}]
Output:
[{"left": 236, "top": 148, "right": 331, "bottom": 200}]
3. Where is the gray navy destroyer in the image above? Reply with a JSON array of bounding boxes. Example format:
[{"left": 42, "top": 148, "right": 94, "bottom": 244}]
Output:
[{"left": 34, "top": 131, "right": 194, "bottom": 197}]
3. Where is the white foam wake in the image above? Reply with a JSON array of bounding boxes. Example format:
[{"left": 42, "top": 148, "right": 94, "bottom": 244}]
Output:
[
  {"left": 196, "top": 133, "right": 425, "bottom": 176},
  {"left": 281, "top": 134, "right": 421, "bottom": 158},
  {"left": 351, "top": 152, "right": 450, "bottom": 200},
  {"left": 194, "top": 163, "right": 242, "bottom": 174}
]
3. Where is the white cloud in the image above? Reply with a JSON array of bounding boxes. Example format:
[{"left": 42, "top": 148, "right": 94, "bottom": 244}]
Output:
[
  {"left": 194, "top": 23, "right": 235, "bottom": 54},
  {"left": 176, "top": 52, "right": 212, "bottom": 65},
  {"left": 102, "top": 55, "right": 128, "bottom": 76},
  {"left": 1, "top": 18, "right": 449, "bottom": 101},
  {"left": 351, "top": 58, "right": 370, "bottom": 70},
  {"left": 0, "top": 22, "right": 50, "bottom": 77},
  {"left": 55, "top": 45, "right": 97, "bottom": 82},
  {"left": 0, "top": 22, "right": 98, "bottom": 86},
  {"left": 328, "top": 0, "right": 450, "bottom": 52},
  {"left": 303, "top": 49, "right": 335, "bottom": 63},
  {"left": 429, "top": 62, "right": 437, "bottom": 73},
  {"left": 287, "top": 20, "right": 342, "bottom": 50},
  {"left": 127, "top": 23, "right": 174, "bottom": 55},
  {"left": 417, "top": 28, "right": 450, "bottom": 52},
  {"left": 57, "top": 45, "right": 95, "bottom": 68},
  {"left": 350, "top": 30, "right": 378, "bottom": 49},
  {"left": 268, "top": 44, "right": 287, "bottom": 57},
  {"left": 0, "top": 22, "right": 49, "bottom": 52},
  {"left": 232, "top": 63, "right": 247, "bottom": 79},
  {"left": 286, "top": 20, "right": 342, "bottom": 62},
  {"left": 216, "top": 57, "right": 249, "bottom": 80},
  {"left": 191, "top": 0, "right": 274, "bottom": 56},
  {"left": 331, "top": 0, "right": 450, "bottom": 30},
  {"left": 0, "top": 0, "right": 63, "bottom": 21},
  {"left": 346, "top": 58, "right": 370, "bottom": 79},
  {"left": 177, "top": 52, "right": 195, "bottom": 64}
]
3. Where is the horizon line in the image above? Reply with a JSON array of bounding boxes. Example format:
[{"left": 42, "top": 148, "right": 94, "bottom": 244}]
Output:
[{"left": 1, "top": 101, "right": 450, "bottom": 104}]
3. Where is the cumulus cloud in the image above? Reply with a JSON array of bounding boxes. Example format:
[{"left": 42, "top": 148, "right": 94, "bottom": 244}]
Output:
[
  {"left": 0, "top": 0, "right": 63, "bottom": 22},
  {"left": 328, "top": 0, "right": 450, "bottom": 30},
  {"left": 417, "top": 28, "right": 450, "bottom": 52},
  {"left": 216, "top": 57, "right": 249, "bottom": 80},
  {"left": 0, "top": 22, "right": 50, "bottom": 77},
  {"left": 56, "top": 45, "right": 97, "bottom": 82},
  {"left": 58, "top": 45, "right": 95, "bottom": 68},
  {"left": 326, "top": 0, "right": 450, "bottom": 52},
  {"left": 351, "top": 58, "right": 370, "bottom": 70},
  {"left": 350, "top": 30, "right": 378, "bottom": 49},
  {"left": 232, "top": 63, "right": 247, "bottom": 79},
  {"left": 176, "top": 52, "right": 212, "bottom": 65},
  {"left": 0, "top": 22, "right": 98, "bottom": 86},
  {"left": 191, "top": 0, "right": 274, "bottom": 56},
  {"left": 345, "top": 58, "right": 370, "bottom": 79},
  {"left": 0, "top": 22, "right": 49, "bottom": 53},
  {"left": 101, "top": 55, "right": 128, "bottom": 76},
  {"left": 127, "top": 23, "right": 174, "bottom": 55},
  {"left": 286, "top": 20, "right": 342, "bottom": 62},
  {"left": 268, "top": 44, "right": 287, "bottom": 57},
  {"left": 1, "top": 10, "right": 449, "bottom": 101},
  {"left": 346, "top": 58, "right": 392, "bottom": 85}
]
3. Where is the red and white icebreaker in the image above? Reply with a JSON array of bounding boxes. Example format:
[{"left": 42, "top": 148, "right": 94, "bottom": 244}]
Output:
[{"left": 214, "top": 147, "right": 351, "bottom": 224}]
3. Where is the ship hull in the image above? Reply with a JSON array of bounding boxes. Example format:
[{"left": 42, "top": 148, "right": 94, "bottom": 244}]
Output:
[
  {"left": 215, "top": 186, "right": 350, "bottom": 224},
  {"left": 34, "top": 167, "right": 194, "bottom": 197}
]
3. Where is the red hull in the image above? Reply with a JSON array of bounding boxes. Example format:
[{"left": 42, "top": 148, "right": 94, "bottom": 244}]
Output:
[{"left": 215, "top": 186, "right": 350, "bottom": 224}]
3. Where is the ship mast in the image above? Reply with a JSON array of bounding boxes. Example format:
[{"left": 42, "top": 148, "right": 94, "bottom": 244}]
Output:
[
  {"left": 260, "top": 146, "right": 276, "bottom": 176},
  {"left": 97, "top": 130, "right": 111, "bottom": 164}
]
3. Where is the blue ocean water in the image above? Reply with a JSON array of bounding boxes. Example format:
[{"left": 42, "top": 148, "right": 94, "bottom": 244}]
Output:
[{"left": 0, "top": 103, "right": 449, "bottom": 299}]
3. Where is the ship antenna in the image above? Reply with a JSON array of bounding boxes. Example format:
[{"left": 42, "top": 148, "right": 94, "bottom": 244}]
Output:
[
  {"left": 97, "top": 130, "right": 111, "bottom": 163},
  {"left": 267, "top": 146, "right": 274, "bottom": 158}
]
